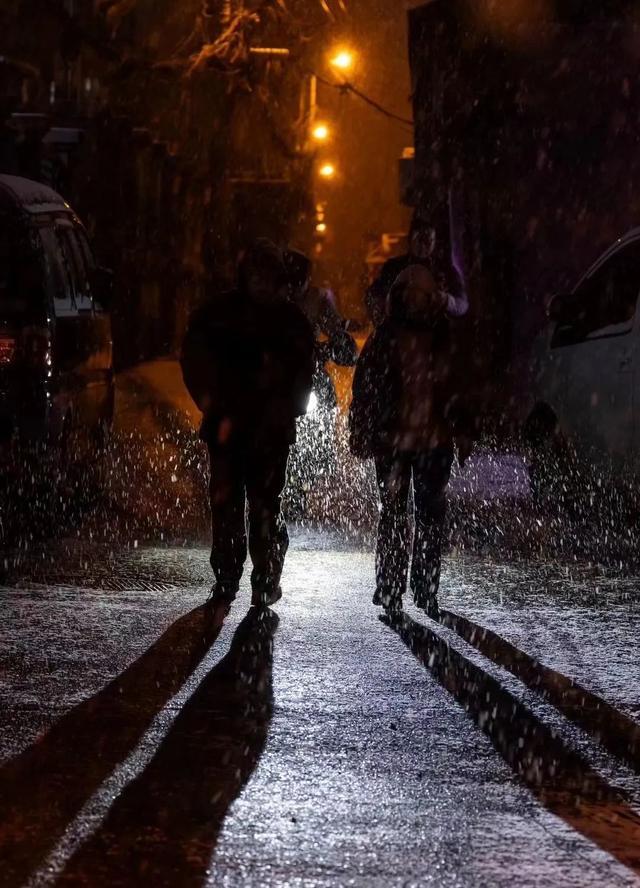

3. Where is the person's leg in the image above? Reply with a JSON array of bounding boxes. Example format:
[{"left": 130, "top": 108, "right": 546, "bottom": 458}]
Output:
[
  {"left": 207, "top": 441, "right": 247, "bottom": 600},
  {"left": 410, "top": 447, "right": 454, "bottom": 617},
  {"left": 246, "top": 441, "right": 290, "bottom": 605},
  {"left": 374, "top": 452, "right": 411, "bottom": 610}
]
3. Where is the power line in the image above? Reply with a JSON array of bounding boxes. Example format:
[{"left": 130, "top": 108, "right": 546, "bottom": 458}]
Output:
[
  {"left": 312, "top": 69, "right": 414, "bottom": 130},
  {"left": 342, "top": 81, "right": 414, "bottom": 128}
]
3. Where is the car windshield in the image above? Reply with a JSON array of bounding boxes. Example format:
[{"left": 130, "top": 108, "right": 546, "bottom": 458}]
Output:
[
  {"left": 0, "top": 215, "right": 46, "bottom": 325},
  {"left": 552, "top": 241, "right": 640, "bottom": 347}
]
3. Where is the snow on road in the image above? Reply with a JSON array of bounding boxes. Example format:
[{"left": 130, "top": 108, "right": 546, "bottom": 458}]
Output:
[{"left": 1, "top": 535, "right": 639, "bottom": 887}]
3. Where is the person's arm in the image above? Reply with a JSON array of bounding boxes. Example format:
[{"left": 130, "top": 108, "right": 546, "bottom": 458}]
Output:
[
  {"left": 349, "top": 332, "right": 381, "bottom": 458},
  {"left": 365, "top": 278, "right": 385, "bottom": 327},
  {"left": 180, "top": 308, "right": 213, "bottom": 413},
  {"left": 366, "top": 258, "right": 402, "bottom": 325},
  {"left": 180, "top": 305, "right": 230, "bottom": 417},
  {"left": 440, "top": 262, "right": 469, "bottom": 318},
  {"left": 283, "top": 310, "right": 316, "bottom": 417},
  {"left": 317, "top": 288, "right": 358, "bottom": 367}
]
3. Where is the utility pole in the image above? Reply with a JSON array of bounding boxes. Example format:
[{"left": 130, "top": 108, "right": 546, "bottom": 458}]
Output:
[{"left": 309, "top": 74, "right": 318, "bottom": 124}]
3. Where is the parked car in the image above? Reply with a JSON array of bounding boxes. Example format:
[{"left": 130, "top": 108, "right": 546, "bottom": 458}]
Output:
[
  {"left": 0, "top": 175, "right": 114, "bottom": 452},
  {"left": 525, "top": 228, "right": 640, "bottom": 499}
]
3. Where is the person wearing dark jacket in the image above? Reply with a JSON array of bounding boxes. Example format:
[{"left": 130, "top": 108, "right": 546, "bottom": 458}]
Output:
[
  {"left": 350, "top": 264, "right": 473, "bottom": 619},
  {"left": 366, "top": 218, "right": 468, "bottom": 327},
  {"left": 181, "top": 240, "right": 315, "bottom": 608}
]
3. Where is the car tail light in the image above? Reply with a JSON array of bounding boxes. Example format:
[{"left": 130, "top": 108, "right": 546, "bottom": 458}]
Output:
[{"left": 0, "top": 336, "right": 17, "bottom": 365}]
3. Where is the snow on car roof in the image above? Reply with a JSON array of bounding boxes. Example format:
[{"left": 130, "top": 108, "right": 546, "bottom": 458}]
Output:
[{"left": 0, "top": 175, "right": 69, "bottom": 213}]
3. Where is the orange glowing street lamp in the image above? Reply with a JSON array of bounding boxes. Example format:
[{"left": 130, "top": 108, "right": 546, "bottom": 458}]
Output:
[
  {"left": 318, "top": 162, "right": 336, "bottom": 180},
  {"left": 312, "top": 123, "right": 330, "bottom": 142},
  {"left": 330, "top": 49, "right": 355, "bottom": 73}
]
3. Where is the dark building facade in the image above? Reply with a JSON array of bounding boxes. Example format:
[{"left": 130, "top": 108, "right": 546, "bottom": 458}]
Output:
[
  {"left": 408, "top": 0, "right": 640, "bottom": 414},
  {"left": 0, "top": 0, "right": 318, "bottom": 367}
]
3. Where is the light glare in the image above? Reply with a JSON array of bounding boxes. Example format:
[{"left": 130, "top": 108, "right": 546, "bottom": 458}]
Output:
[
  {"left": 319, "top": 163, "right": 336, "bottom": 179},
  {"left": 306, "top": 391, "right": 319, "bottom": 414},
  {"left": 331, "top": 50, "right": 354, "bottom": 71}
]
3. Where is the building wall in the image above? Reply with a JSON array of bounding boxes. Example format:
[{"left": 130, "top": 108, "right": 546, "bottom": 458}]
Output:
[
  {"left": 409, "top": 0, "right": 640, "bottom": 410},
  {"left": 0, "top": 0, "right": 316, "bottom": 366}
]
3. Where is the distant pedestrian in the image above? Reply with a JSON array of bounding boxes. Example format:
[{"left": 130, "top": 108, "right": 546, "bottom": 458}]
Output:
[
  {"left": 285, "top": 248, "right": 358, "bottom": 410},
  {"left": 350, "top": 264, "right": 474, "bottom": 618},
  {"left": 181, "top": 239, "right": 315, "bottom": 609},
  {"left": 366, "top": 216, "right": 467, "bottom": 326}
]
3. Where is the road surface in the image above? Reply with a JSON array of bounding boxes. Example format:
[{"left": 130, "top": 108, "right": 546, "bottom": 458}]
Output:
[{"left": 1, "top": 532, "right": 640, "bottom": 886}]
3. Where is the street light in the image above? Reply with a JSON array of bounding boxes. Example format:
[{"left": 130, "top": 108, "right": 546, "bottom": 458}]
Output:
[
  {"left": 318, "top": 162, "right": 336, "bottom": 179},
  {"left": 312, "top": 123, "right": 330, "bottom": 142},
  {"left": 316, "top": 222, "right": 327, "bottom": 234},
  {"left": 330, "top": 49, "right": 355, "bottom": 73}
]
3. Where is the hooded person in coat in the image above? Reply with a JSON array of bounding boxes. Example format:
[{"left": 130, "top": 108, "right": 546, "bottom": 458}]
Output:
[
  {"left": 366, "top": 217, "right": 468, "bottom": 327},
  {"left": 181, "top": 239, "right": 315, "bottom": 608},
  {"left": 350, "top": 264, "right": 474, "bottom": 618}
]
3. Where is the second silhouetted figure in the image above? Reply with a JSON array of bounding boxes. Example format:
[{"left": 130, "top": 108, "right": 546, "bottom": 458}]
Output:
[{"left": 350, "top": 264, "right": 474, "bottom": 619}]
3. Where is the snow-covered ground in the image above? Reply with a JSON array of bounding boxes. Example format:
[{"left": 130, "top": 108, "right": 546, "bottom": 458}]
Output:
[{"left": 1, "top": 537, "right": 639, "bottom": 886}]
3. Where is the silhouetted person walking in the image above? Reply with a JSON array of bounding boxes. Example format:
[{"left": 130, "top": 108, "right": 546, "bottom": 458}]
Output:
[
  {"left": 181, "top": 240, "right": 314, "bottom": 607},
  {"left": 350, "top": 265, "right": 473, "bottom": 618}
]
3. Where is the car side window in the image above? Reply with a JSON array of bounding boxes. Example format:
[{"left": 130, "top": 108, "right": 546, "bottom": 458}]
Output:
[
  {"left": 75, "top": 226, "right": 104, "bottom": 312},
  {"left": 61, "top": 226, "right": 92, "bottom": 312},
  {"left": 39, "top": 225, "right": 76, "bottom": 317},
  {"left": 552, "top": 244, "right": 640, "bottom": 347},
  {"left": 55, "top": 222, "right": 95, "bottom": 315},
  {"left": 75, "top": 227, "right": 95, "bottom": 273}
]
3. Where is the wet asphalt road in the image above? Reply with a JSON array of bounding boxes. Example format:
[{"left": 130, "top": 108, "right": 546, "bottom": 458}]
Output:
[{"left": 1, "top": 532, "right": 640, "bottom": 887}]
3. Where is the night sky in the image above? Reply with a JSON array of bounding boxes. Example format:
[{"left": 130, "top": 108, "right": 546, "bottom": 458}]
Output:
[{"left": 312, "top": 0, "right": 415, "bottom": 314}]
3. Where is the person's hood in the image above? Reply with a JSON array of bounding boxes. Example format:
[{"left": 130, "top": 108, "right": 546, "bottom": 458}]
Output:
[
  {"left": 238, "top": 238, "right": 289, "bottom": 300},
  {"left": 240, "top": 238, "right": 287, "bottom": 279},
  {"left": 392, "top": 263, "right": 436, "bottom": 293},
  {"left": 249, "top": 237, "right": 286, "bottom": 266},
  {"left": 283, "top": 248, "right": 312, "bottom": 294}
]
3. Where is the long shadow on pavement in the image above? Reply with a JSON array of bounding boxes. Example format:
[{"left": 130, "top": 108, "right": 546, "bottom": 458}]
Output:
[
  {"left": 385, "top": 612, "right": 640, "bottom": 877},
  {"left": 0, "top": 602, "right": 225, "bottom": 886},
  {"left": 56, "top": 607, "right": 278, "bottom": 886},
  {"left": 441, "top": 608, "right": 640, "bottom": 775}
]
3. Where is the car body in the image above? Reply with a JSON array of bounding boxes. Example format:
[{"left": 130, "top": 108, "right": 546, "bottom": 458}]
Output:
[
  {"left": 0, "top": 175, "right": 113, "bottom": 450},
  {"left": 528, "top": 228, "right": 640, "bottom": 477}
]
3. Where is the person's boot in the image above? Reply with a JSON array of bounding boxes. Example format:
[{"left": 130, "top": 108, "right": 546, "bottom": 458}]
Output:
[
  {"left": 414, "top": 590, "right": 440, "bottom": 621},
  {"left": 377, "top": 594, "right": 404, "bottom": 628},
  {"left": 383, "top": 595, "right": 403, "bottom": 616},
  {"left": 251, "top": 584, "right": 283, "bottom": 608},
  {"left": 206, "top": 582, "right": 237, "bottom": 614},
  {"left": 374, "top": 586, "right": 403, "bottom": 615},
  {"left": 412, "top": 556, "right": 441, "bottom": 620}
]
